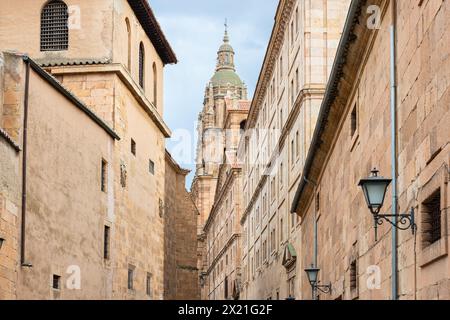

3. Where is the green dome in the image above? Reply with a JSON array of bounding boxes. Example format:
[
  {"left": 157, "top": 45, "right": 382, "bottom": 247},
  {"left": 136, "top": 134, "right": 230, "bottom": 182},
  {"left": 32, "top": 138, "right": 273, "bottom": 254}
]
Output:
[{"left": 211, "top": 69, "right": 243, "bottom": 86}]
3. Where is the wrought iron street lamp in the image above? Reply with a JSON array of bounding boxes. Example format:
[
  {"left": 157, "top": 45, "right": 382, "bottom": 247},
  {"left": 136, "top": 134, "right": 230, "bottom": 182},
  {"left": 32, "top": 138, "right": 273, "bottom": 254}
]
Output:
[
  {"left": 358, "top": 168, "right": 416, "bottom": 241},
  {"left": 304, "top": 265, "right": 331, "bottom": 299}
]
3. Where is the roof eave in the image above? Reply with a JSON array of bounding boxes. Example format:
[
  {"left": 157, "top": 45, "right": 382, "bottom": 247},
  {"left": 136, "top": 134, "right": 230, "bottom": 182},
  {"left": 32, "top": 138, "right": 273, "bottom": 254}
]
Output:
[
  {"left": 128, "top": 0, "right": 178, "bottom": 65},
  {"left": 290, "top": 0, "right": 365, "bottom": 214}
]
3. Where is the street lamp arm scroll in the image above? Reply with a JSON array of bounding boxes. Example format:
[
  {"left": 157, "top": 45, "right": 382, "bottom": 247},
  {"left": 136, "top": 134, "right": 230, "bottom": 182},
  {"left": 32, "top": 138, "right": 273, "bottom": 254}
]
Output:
[
  {"left": 315, "top": 282, "right": 332, "bottom": 294},
  {"left": 373, "top": 208, "right": 416, "bottom": 241}
]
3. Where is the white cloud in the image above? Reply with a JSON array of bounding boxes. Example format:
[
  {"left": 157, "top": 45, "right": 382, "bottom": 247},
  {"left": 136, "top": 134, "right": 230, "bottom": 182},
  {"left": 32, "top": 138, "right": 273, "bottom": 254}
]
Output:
[{"left": 151, "top": 0, "right": 278, "bottom": 186}]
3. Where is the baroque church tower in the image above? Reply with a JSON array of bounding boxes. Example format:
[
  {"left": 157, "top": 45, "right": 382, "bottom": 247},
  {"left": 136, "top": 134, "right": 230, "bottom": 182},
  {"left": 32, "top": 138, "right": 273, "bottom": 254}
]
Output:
[
  {"left": 192, "top": 26, "right": 248, "bottom": 229},
  {"left": 191, "top": 26, "right": 250, "bottom": 281}
]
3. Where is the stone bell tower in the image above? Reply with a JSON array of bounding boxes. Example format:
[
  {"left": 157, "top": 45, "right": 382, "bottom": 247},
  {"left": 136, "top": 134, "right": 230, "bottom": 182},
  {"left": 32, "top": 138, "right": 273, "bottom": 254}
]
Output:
[{"left": 192, "top": 24, "right": 248, "bottom": 229}]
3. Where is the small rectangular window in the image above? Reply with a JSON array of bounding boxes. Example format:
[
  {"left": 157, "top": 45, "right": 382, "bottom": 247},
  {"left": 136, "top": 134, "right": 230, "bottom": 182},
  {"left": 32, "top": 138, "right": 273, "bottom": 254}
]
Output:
[
  {"left": 291, "top": 80, "right": 295, "bottom": 104},
  {"left": 149, "top": 160, "right": 155, "bottom": 175},
  {"left": 131, "top": 139, "right": 136, "bottom": 156},
  {"left": 315, "top": 192, "right": 320, "bottom": 212},
  {"left": 146, "top": 273, "right": 152, "bottom": 297},
  {"left": 101, "top": 159, "right": 108, "bottom": 192},
  {"left": 52, "top": 274, "right": 61, "bottom": 290},
  {"left": 291, "top": 140, "right": 295, "bottom": 165},
  {"left": 350, "top": 259, "right": 358, "bottom": 291},
  {"left": 280, "top": 218, "right": 284, "bottom": 244},
  {"left": 128, "top": 265, "right": 135, "bottom": 290},
  {"left": 279, "top": 162, "right": 283, "bottom": 188},
  {"left": 422, "top": 189, "right": 441, "bottom": 247},
  {"left": 351, "top": 105, "right": 357, "bottom": 137},
  {"left": 104, "top": 226, "right": 110, "bottom": 260},
  {"left": 290, "top": 22, "right": 294, "bottom": 44}
]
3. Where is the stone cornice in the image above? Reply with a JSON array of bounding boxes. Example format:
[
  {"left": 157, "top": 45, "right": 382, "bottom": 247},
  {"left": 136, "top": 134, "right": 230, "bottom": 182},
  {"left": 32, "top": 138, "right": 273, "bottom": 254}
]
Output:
[
  {"left": 240, "top": 173, "right": 268, "bottom": 225},
  {"left": 204, "top": 168, "right": 241, "bottom": 232},
  {"left": 224, "top": 108, "right": 249, "bottom": 130},
  {"left": 47, "top": 64, "right": 172, "bottom": 138},
  {"left": 240, "top": 86, "right": 324, "bottom": 225},
  {"left": 246, "top": 0, "right": 295, "bottom": 130},
  {"left": 205, "top": 233, "right": 241, "bottom": 275},
  {"left": 279, "top": 86, "right": 326, "bottom": 149}
]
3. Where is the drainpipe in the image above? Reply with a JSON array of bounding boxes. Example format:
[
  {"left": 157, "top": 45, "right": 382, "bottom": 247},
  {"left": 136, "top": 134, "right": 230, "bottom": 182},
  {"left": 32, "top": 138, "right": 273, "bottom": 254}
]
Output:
[
  {"left": 21, "top": 56, "right": 32, "bottom": 268},
  {"left": 389, "top": 0, "right": 398, "bottom": 300},
  {"left": 304, "top": 177, "right": 317, "bottom": 300}
]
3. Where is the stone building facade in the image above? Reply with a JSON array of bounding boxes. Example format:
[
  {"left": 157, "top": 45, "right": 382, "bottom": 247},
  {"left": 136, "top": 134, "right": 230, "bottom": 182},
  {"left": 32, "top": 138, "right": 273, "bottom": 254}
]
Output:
[
  {"left": 238, "top": 0, "right": 350, "bottom": 300},
  {"left": 0, "top": 0, "right": 199, "bottom": 300},
  {"left": 190, "top": 28, "right": 250, "bottom": 300},
  {"left": 164, "top": 151, "right": 200, "bottom": 300},
  {"left": 201, "top": 98, "right": 249, "bottom": 300},
  {"left": 0, "top": 52, "right": 118, "bottom": 299},
  {"left": 292, "top": 0, "right": 450, "bottom": 300}
]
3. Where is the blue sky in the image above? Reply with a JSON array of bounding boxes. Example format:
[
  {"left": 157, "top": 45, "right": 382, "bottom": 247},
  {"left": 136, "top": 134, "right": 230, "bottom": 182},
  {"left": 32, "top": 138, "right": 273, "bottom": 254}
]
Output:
[{"left": 151, "top": 0, "right": 278, "bottom": 187}]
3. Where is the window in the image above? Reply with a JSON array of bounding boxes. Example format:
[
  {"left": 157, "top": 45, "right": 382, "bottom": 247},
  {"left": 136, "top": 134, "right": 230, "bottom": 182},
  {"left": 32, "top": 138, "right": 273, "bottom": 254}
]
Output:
[
  {"left": 101, "top": 159, "right": 107, "bottom": 192},
  {"left": 279, "top": 162, "right": 283, "bottom": 189},
  {"left": 40, "top": 0, "right": 69, "bottom": 51},
  {"left": 291, "top": 80, "right": 295, "bottom": 104},
  {"left": 126, "top": 18, "right": 131, "bottom": 71},
  {"left": 149, "top": 160, "right": 155, "bottom": 175},
  {"left": 139, "top": 42, "right": 145, "bottom": 88},
  {"left": 296, "top": 68, "right": 299, "bottom": 92},
  {"left": 131, "top": 139, "right": 136, "bottom": 156},
  {"left": 224, "top": 276, "right": 229, "bottom": 299},
  {"left": 295, "top": 131, "right": 299, "bottom": 158},
  {"left": 153, "top": 63, "right": 158, "bottom": 107},
  {"left": 290, "top": 22, "right": 294, "bottom": 45},
  {"left": 350, "top": 259, "right": 358, "bottom": 291},
  {"left": 272, "top": 79, "right": 275, "bottom": 101},
  {"left": 279, "top": 108, "right": 283, "bottom": 129},
  {"left": 104, "top": 226, "right": 110, "bottom": 260},
  {"left": 280, "top": 218, "right": 284, "bottom": 244},
  {"left": 52, "top": 274, "right": 61, "bottom": 290},
  {"left": 256, "top": 250, "right": 260, "bottom": 269},
  {"left": 146, "top": 273, "right": 152, "bottom": 297},
  {"left": 279, "top": 56, "right": 283, "bottom": 79},
  {"left": 291, "top": 140, "right": 295, "bottom": 165},
  {"left": 315, "top": 192, "right": 320, "bottom": 212},
  {"left": 351, "top": 104, "right": 358, "bottom": 137},
  {"left": 422, "top": 189, "right": 442, "bottom": 247},
  {"left": 128, "top": 265, "right": 135, "bottom": 290},
  {"left": 288, "top": 276, "right": 295, "bottom": 298},
  {"left": 291, "top": 211, "right": 295, "bottom": 229},
  {"left": 271, "top": 177, "right": 276, "bottom": 201}
]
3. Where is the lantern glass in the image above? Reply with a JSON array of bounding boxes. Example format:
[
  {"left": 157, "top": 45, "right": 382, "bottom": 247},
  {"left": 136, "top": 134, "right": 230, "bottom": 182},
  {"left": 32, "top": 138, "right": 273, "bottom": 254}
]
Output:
[
  {"left": 365, "top": 181, "right": 389, "bottom": 208},
  {"left": 304, "top": 266, "right": 320, "bottom": 285},
  {"left": 359, "top": 170, "right": 391, "bottom": 214}
]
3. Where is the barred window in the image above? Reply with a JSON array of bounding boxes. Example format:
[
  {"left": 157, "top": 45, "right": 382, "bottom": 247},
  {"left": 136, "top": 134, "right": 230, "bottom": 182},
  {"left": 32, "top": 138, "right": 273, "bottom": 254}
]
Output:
[
  {"left": 350, "top": 259, "right": 358, "bottom": 291},
  {"left": 40, "top": 1, "right": 69, "bottom": 51},
  {"left": 422, "top": 189, "right": 442, "bottom": 247}
]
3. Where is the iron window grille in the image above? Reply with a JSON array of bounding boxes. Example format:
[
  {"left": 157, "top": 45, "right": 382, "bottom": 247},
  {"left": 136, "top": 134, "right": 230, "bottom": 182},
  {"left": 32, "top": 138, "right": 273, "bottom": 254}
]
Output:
[
  {"left": 40, "top": 1, "right": 69, "bottom": 51},
  {"left": 423, "top": 189, "right": 441, "bottom": 246}
]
